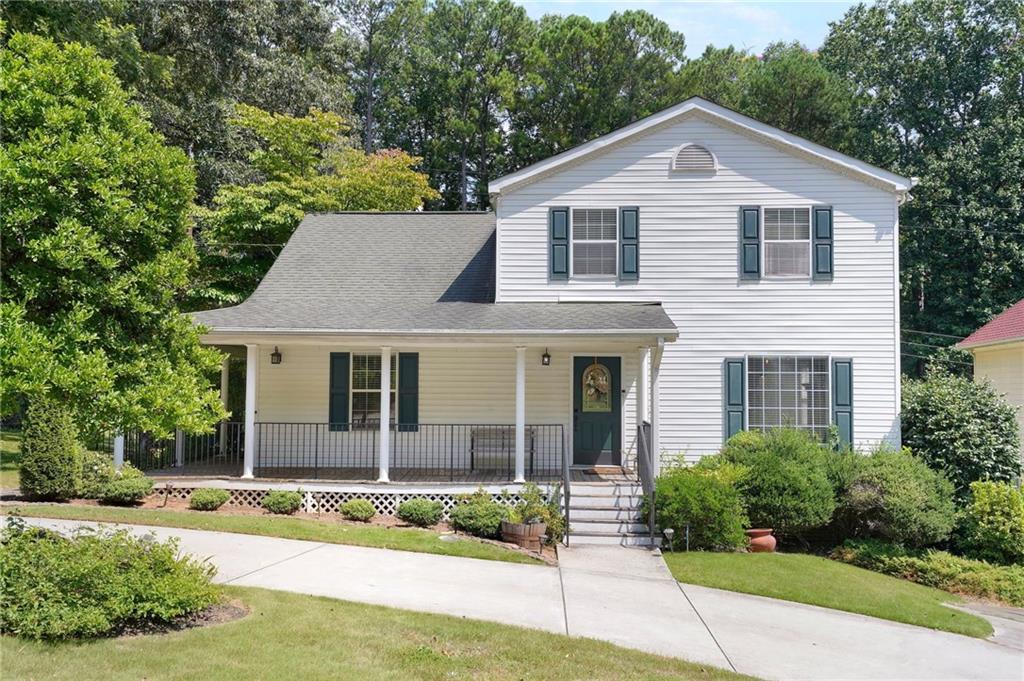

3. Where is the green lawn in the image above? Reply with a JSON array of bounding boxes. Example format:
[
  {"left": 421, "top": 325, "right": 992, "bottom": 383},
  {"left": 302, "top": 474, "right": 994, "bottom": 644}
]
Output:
[
  {"left": 1, "top": 429, "right": 22, "bottom": 489},
  {"left": 5, "top": 503, "right": 543, "bottom": 565},
  {"left": 663, "top": 551, "right": 992, "bottom": 638},
  {"left": 2, "top": 586, "right": 753, "bottom": 681}
]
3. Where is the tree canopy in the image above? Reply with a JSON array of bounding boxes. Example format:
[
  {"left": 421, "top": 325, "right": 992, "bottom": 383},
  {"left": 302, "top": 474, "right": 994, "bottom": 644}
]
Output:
[{"left": 0, "top": 32, "right": 225, "bottom": 437}]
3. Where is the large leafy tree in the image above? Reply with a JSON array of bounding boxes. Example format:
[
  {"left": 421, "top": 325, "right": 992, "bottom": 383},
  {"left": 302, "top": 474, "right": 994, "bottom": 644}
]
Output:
[
  {"left": 191, "top": 105, "right": 438, "bottom": 308},
  {"left": 821, "top": 0, "right": 1024, "bottom": 358},
  {"left": 0, "top": 32, "right": 226, "bottom": 437}
]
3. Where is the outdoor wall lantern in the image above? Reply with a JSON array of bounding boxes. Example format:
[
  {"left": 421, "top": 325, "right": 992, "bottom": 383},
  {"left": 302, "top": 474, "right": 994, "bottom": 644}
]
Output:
[
  {"left": 541, "top": 349, "right": 551, "bottom": 366},
  {"left": 270, "top": 346, "right": 282, "bottom": 365}
]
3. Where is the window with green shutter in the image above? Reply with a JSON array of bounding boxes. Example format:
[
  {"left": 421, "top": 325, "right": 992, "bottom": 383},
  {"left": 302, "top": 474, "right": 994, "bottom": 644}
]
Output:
[
  {"left": 831, "top": 358, "right": 853, "bottom": 447},
  {"left": 397, "top": 352, "right": 419, "bottom": 432},
  {"left": 619, "top": 206, "right": 639, "bottom": 281},
  {"left": 813, "top": 206, "right": 834, "bottom": 281},
  {"left": 739, "top": 207, "right": 761, "bottom": 279},
  {"left": 723, "top": 358, "right": 746, "bottom": 440},
  {"left": 549, "top": 207, "right": 569, "bottom": 280},
  {"left": 328, "top": 352, "right": 350, "bottom": 432}
]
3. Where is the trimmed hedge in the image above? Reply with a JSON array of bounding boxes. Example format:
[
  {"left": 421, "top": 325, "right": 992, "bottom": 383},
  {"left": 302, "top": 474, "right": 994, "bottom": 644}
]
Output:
[
  {"left": 339, "top": 498, "right": 376, "bottom": 522},
  {"left": 98, "top": 464, "right": 153, "bottom": 506},
  {"left": 449, "top": 489, "right": 506, "bottom": 539},
  {"left": 19, "top": 398, "right": 82, "bottom": 500},
  {"left": 0, "top": 519, "right": 218, "bottom": 639},
  {"left": 650, "top": 462, "right": 748, "bottom": 551},
  {"left": 957, "top": 481, "right": 1024, "bottom": 565},
  {"left": 189, "top": 488, "right": 230, "bottom": 511},
  {"left": 397, "top": 498, "right": 443, "bottom": 527},
  {"left": 833, "top": 538, "right": 1024, "bottom": 607},
  {"left": 262, "top": 490, "right": 302, "bottom": 515},
  {"left": 78, "top": 450, "right": 116, "bottom": 499}
]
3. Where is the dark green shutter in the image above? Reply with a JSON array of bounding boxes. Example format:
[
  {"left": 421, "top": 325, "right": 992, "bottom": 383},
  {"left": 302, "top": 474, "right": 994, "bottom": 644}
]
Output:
[
  {"left": 723, "top": 358, "right": 746, "bottom": 440},
  {"left": 813, "top": 206, "right": 834, "bottom": 281},
  {"left": 329, "top": 352, "right": 350, "bottom": 432},
  {"left": 397, "top": 352, "right": 419, "bottom": 432},
  {"left": 549, "top": 207, "right": 569, "bottom": 280},
  {"left": 832, "top": 358, "right": 853, "bottom": 448},
  {"left": 739, "top": 207, "right": 760, "bottom": 280},
  {"left": 619, "top": 206, "right": 639, "bottom": 281}
]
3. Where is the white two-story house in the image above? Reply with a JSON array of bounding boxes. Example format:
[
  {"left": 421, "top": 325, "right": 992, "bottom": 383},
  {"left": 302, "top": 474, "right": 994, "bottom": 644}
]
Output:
[{"left": 182, "top": 97, "right": 912, "bottom": 537}]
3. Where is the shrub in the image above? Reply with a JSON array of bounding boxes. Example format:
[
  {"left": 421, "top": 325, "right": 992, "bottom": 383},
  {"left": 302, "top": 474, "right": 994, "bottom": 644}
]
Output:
[
  {"left": 957, "top": 481, "right": 1024, "bottom": 565},
  {"left": 99, "top": 469, "right": 154, "bottom": 506},
  {"left": 261, "top": 490, "right": 302, "bottom": 515},
  {"left": 19, "top": 398, "right": 82, "bottom": 500},
  {"left": 397, "top": 497, "right": 443, "bottom": 527},
  {"left": 833, "top": 538, "right": 1024, "bottom": 607},
  {"left": 650, "top": 461, "right": 748, "bottom": 551},
  {"left": 78, "top": 450, "right": 115, "bottom": 499},
  {"left": 720, "top": 428, "right": 836, "bottom": 540},
  {"left": 839, "top": 447, "right": 956, "bottom": 547},
  {"left": 902, "top": 371, "right": 1021, "bottom": 497},
  {"left": 0, "top": 518, "right": 219, "bottom": 639},
  {"left": 449, "top": 489, "right": 506, "bottom": 538},
  {"left": 189, "top": 488, "right": 230, "bottom": 511},
  {"left": 339, "top": 498, "right": 376, "bottom": 522},
  {"left": 505, "top": 483, "right": 565, "bottom": 543}
]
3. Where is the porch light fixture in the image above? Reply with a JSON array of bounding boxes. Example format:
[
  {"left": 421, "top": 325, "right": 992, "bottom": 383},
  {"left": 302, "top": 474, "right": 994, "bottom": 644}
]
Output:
[
  {"left": 270, "top": 346, "right": 282, "bottom": 365},
  {"left": 541, "top": 349, "right": 551, "bottom": 366}
]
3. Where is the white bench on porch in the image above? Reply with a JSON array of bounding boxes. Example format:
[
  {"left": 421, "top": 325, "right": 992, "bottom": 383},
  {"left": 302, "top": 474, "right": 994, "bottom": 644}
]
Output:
[{"left": 469, "top": 426, "right": 536, "bottom": 474}]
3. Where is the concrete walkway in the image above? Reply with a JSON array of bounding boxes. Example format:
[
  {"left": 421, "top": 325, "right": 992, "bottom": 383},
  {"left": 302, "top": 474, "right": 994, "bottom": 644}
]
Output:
[{"left": 22, "top": 518, "right": 1024, "bottom": 681}]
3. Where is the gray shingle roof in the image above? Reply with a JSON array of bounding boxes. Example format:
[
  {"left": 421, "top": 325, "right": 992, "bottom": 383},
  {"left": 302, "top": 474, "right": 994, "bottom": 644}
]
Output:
[{"left": 193, "top": 212, "right": 676, "bottom": 336}]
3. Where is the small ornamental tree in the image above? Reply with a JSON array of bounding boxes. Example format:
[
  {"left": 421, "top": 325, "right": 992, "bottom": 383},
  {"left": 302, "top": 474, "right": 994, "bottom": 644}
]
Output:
[
  {"left": 19, "top": 398, "right": 82, "bottom": 500},
  {"left": 0, "top": 32, "right": 226, "bottom": 439},
  {"left": 902, "top": 370, "right": 1021, "bottom": 497}
]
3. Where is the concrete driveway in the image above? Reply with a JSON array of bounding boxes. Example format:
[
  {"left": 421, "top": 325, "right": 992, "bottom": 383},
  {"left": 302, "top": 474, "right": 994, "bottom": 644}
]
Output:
[{"left": 21, "top": 518, "right": 1024, "bottom": 681}]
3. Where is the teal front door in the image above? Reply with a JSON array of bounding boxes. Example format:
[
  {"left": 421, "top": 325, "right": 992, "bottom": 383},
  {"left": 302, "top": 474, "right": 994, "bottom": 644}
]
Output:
[{"left": 572, "top": 356, "right": 621, "bottom": 466}]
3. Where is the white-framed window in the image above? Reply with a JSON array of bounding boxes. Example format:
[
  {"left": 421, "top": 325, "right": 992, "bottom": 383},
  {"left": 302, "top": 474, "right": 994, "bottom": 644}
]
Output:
[
  {"left": 351, "top": 353, "right": 396, "bottom": 427},
  {"left": 747, "top": 355, "right": 830, "bottom": 440},
  {"left": 763, "top": 208, "right": 811, "bottom": 277},
  {"left": 571, "top": 208, "right": 617, "bottom": 277}
]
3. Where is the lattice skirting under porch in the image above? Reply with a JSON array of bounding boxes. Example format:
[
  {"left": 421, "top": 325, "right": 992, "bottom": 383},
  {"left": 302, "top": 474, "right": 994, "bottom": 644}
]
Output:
[{"left": 157, "top": 485, "right": 527, "bottom": 519}]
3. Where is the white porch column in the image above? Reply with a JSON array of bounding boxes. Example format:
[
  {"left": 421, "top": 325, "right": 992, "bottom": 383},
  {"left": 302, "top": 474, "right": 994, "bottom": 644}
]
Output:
[
  {"left": 242, "top": 343, "right": 257, "bottom": 479},
  {"left": 378, "top": 346, "right": 392, "bottom": 483},
  {"left": 219, "top": 355, "right": 230, "bottom": 443},
  {"left": 113, "top": 433, "right": 124, "bottom": 471},
  {"left": 514, "top": 346, "right": 526, "bottom": 483},
  {"left": 637, "top": 347, "right": 650, "bottom": 428},
  {"left": 650, "top": 339, "right": 663, "bottom": 477},
  {"left": 174, "top": 429, "right": 184, "bottom": 468}
]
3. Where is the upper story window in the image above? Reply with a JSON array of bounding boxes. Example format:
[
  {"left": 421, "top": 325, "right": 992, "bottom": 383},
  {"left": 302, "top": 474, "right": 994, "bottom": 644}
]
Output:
[
  {"left": 673, "top": 144, "right": 716, "bottom": 173},
  {"left": 572, "top": 208, "right": 617, "bottom": 276},
  {"left": 764, "top": 208, "right": 811, "bottom": 277}
]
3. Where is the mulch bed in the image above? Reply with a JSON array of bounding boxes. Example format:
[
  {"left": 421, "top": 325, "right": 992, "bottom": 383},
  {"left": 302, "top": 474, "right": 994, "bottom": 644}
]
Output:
[{"left": 115, "top": 599, "right": 249, "bottom": 638}]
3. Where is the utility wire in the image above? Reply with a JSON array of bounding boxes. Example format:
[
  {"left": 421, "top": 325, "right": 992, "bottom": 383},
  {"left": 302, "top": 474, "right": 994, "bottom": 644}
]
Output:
[
  {"left": 901, "top": 352, "right": 973, "bottom": 367},
  {"left": 901, "top": 339, "right": 958, "bottom": 351},
  {"left": 903, "top": 329, "right": 965, "bottom": 340}
]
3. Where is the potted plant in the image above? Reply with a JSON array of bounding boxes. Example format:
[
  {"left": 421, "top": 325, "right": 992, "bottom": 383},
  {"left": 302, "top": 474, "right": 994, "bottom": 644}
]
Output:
[
  {"left": 500, "top": 483, "right": 552, "bottom": 551},
  {"left": 745, "top": 528, "right": 776, "bottom": 552}
]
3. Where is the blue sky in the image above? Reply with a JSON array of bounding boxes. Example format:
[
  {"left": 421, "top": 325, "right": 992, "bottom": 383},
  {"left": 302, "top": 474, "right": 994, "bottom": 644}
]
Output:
[{"left": 515, "top": 1, "right": 861, "bottom": 57}]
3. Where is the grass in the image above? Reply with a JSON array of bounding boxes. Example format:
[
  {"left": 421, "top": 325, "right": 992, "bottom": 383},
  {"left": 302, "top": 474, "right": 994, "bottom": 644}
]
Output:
[
  {"left": 663, "top": 551, "right": 992, "bottom": 639},
  {"left": 1, "top": 429, "right": 22, "bottom": 490},
  {"left": 5, "top": 503, "right": 543, "bottom": 565},
  {"left": 1, "top": 587, "right": 754, "bottom": 681}
]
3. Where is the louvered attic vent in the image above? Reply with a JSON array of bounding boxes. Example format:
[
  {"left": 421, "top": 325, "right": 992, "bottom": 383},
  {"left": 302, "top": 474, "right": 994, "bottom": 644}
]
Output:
[{"left": 673, "top": 144, "right": 716, "bottom": 172}]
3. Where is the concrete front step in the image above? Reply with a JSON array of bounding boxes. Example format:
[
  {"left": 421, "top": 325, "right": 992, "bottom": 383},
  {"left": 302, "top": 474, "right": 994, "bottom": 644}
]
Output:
[
  {"left": 567, "top": 531, "right": 661, "bottom": 547},
  {"left": 570, "top": 520, "right": 649, "bottom": 534},
  {"left": 568, "top": 494, "right": 644, "bottom": 509},
  {"left": 572, "top": 482, "right": 643, "bottom": 495},
  {"left": 569, "top": 506, "right": 645, "bottom": 521}
]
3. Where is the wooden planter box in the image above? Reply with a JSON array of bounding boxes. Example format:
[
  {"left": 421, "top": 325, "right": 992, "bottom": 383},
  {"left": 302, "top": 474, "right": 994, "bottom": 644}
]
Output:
[{"left": 501, "top": 520, "right": 547, "bottom": 552}]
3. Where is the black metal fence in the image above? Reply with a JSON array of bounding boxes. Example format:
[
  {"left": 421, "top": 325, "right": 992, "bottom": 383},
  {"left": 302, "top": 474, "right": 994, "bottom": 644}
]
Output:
[
  {"left": 123, "top": 422, "right": 243, "bottom": 476},
  {"left": 253, "top": 422, "right": 564, "bottom": 482}
]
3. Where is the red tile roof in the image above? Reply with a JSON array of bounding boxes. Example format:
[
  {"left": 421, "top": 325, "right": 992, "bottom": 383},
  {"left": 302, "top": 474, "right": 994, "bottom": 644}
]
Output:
[{"left": 959, "top": 299, "right": 1024, "bottom": 349}]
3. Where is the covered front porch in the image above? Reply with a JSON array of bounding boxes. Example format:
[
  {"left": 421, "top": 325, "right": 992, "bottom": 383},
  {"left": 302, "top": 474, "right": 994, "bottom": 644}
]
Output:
[{"left": 121, "top": 336, "right": 667, "bottom": 487}]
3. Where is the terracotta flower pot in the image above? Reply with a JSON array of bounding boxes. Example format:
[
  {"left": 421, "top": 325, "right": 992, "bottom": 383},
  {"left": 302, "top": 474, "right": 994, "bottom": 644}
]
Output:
[
  {"left": 745, "top": 528, "right": 776, "bottom": 553},
  {"left": 501, "top": 519, "right": 547, "bottom": 552}
]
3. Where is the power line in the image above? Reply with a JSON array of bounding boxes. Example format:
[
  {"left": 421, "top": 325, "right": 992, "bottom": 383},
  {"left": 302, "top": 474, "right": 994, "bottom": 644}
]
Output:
[
  {"left": 903, "top": 329, "right": 965, "bottom": 340},
  {"left": 901, "top": 339, "right": 957, "bottom": 351},
  {"left": 901, "top": 352, "right": 973, "bottom": 367}
]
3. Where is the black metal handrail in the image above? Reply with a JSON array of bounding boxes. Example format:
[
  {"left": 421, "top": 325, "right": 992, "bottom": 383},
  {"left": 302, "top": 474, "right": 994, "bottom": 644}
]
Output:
[
  {"left": 561, "top": 425, "right": 571, "bottom": 545},
  {"left": 253, "top": 422, "right": 564, "bottom": 483},
  {"left": 122, "top": 422, "right": 244, "bottom": 475},
  {"left": 637, "top": 421, "right": 656, "bottom": 544}
]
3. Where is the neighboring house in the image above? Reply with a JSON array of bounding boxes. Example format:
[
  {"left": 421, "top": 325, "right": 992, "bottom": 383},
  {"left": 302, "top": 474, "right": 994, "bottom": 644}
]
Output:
[
  {"left": 958, "top": 299, "right": 1024, "bottom": 459},
  {"left": 176, "top": 97, "right": 912, "bottom": 541}
]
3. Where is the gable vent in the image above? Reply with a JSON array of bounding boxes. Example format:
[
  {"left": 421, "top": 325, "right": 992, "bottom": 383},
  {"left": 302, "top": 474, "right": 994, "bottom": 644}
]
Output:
[{"left": 673, "top": 144, "right": 716, "bottom": 172}]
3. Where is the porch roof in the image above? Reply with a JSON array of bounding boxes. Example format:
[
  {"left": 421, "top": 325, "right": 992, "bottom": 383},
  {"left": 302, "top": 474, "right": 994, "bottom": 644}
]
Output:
[{"left": 193, "top": 212, "right": 677, "bottom": 337}]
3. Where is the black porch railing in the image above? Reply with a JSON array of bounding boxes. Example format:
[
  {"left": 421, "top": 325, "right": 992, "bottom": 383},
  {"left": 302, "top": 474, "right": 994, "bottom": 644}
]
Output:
[
  {"left": 253, "top": 422, "right": 564, "bottom": 483},
  {"left": 123, "top": 423, "right": 244, "bottom": 476},
  {"left": 637, "top": 421, "right": 657, "bottom": 544}
]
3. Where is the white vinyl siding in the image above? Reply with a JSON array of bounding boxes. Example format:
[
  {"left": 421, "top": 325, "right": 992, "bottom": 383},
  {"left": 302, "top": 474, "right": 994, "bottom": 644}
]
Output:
[
  {"left": 763, "top": 208, "right": 811, "bottom": 277},
  {"left": 495, "top": 114, "right": 900, "bottom": 463},
  {"left": 571, "top": 208, "right": 617, "bottom": 276}
]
